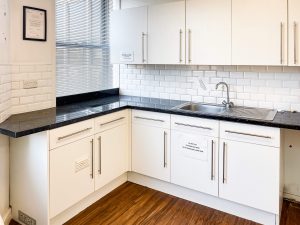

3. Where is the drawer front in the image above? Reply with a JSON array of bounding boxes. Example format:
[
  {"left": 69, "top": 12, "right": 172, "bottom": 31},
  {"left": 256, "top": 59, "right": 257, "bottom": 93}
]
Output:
[
  {"left": 95, "top": 110, "right": 129, "bottom": 134},
  {"left": 171, "top": 115, "right": 219, "bottom": 137},
  {"left": 132, "top": 110, "right": 170, "bottom": 129},
  {"left": 50, "top": 120, "right": 94, "bottom": 149},
  {"left": 220, "top": 121, "right": 280, "bottom": 147}
]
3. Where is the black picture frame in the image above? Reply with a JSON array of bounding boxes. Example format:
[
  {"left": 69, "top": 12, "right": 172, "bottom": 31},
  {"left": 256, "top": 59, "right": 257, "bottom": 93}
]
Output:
[{"left": 23, "top": 6, "right": 47, "bottom": 42}]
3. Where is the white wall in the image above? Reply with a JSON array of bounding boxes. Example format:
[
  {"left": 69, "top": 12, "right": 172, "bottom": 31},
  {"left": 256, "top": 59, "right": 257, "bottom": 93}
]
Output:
[
  {"left": 9, "top": 0, "right": 56, "bottom": 114},
  {"left": 0, "top": 135, "right": 9, "bottom": 221}
]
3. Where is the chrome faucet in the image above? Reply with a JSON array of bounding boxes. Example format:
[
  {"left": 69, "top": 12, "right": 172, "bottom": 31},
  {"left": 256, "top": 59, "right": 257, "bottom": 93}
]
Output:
[{"left": 216, "top": 82, "right": 234, "bottom": 108}]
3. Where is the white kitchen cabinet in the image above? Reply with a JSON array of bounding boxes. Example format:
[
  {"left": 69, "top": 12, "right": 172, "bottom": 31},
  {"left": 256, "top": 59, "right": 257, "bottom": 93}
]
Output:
[
  {"left": 132, "top": 110, "right": 171, "bottom": 182},
  {"left": 232, "top": 0, "right": 287, "bottom": 65},
  {"left": 171, "top": 115, "right": 219, "bottom": 196},
  {"left": 186, "top": 0, "right": 231, "bottom": 65},
  {"left": 219, "top": 121, "right": 281, "bottom": 214},
  {"left": 288, "top": 0, "right": 300, "bottom": 66},
  {"left": 94, "top": 123, "right": 129, "bottom": 190},
  {"left": 148, "top": 1, "right": 185, "bottom": 64},
  {"left": 110, "top": 7, "right": 147, "bottom": 64},
  {"left": 50, "top": 136, "right": 95, "bottom": 218}
]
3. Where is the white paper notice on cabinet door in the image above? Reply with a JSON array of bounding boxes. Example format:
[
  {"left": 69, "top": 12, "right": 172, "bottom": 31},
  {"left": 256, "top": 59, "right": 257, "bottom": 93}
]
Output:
[{"left": 178, "top": 134, "right": 208, "bottom": 161}]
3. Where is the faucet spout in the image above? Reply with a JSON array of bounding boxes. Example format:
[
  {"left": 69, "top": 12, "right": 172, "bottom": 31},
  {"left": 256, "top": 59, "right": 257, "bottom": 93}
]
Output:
[{"left": 216, "top": 82, "right": 234, "bottom": 108}]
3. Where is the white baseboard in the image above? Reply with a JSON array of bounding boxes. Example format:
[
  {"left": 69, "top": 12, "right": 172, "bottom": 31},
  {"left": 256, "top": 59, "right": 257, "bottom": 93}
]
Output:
[
  {"left": 128, "top": 172, "right": 278, "bottom": 225},
  {"left": 284, "top": 192, "right": 300, "bottom": 203},
  {"left": 50, "top": 173, "right": 127, "bottom": 225},
  {"left": 3, "top": 208, "right": 12, "bottom": 225}
]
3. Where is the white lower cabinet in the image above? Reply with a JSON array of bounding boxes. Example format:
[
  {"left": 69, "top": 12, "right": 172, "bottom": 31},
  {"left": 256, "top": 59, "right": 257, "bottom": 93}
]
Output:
[
  {"left": 94, "top": 123, "right": 129, "bottom": 190},
  {"left": 49, "top": 110, "right": 129, "bottom": 218},
  {"left": 50, "top": 136, "right": 95, "bottom": 218},
  {"left": 219, "top": 139, "right": 280, "bottom": 214},
  {"left": 132, "top": 110, "right": 171, "bottom": 182},
  {"left": 219, "top": 121, "right": 281, "bottom": 214},
  {"left": 171, "top": 115, "right": 219, "bottom": 196}
]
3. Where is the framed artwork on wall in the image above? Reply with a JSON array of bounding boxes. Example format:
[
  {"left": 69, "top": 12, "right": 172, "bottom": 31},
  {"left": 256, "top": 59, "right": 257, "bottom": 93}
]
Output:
[{"left": 23, "top": 6, "right": 47, "bottom": 41}]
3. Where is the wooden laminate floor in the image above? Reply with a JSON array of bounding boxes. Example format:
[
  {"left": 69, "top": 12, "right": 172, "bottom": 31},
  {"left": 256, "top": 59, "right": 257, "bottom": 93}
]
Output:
[{"left": 10, "top": 182, "right": 300, "bottom": 225}]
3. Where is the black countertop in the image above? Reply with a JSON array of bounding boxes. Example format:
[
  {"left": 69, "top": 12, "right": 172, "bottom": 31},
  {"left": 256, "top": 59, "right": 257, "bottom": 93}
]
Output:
[{"left": 1, "top": 95, "right": 300, "bottom": 138}]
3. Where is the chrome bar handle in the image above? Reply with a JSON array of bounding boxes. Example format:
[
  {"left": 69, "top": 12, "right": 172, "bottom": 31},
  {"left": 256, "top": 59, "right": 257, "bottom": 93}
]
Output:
[
  {"left": 134, "top": 116, "right": 164, "bottom": 123},
  {"left": 179, "top": 29, "right": 183, "bottom": 63},
  {"left": 211, "top": 140, "right": 214, "bottom": 181},
  {"left": 175, "top": 122, "right": 212, "bottom": 130},
  {"left": 188, "top": 29, "right": 192, "bottom": 63},
  {"left": 100, "top": 117, "right": 125, "bottom": 126},
  {"left": 90, "top": 139, "right": 94, "bottom": 179},
  {"left": 280, "top": 22, "right": 284, "bottom": 64},
  {"left": 98, "top": 136, "right": 101, "bottom": 174},
  {"left": 294, "top": 22, "right": 298, "bottom": 65},
  {"left": 142, "top": 32, "right": 146, "bottom": 63},
  {"left": 225, "top": 130, "right": 272, "bottom": 139},
  {"left": 57, "top": 127, "right": 92, "bottom": 141},
  {"left": 222, "top": 142, "right": 226, "bottom": 184},
  {"left": 164, "top": 131, "right": 167, "bottom": 168}
]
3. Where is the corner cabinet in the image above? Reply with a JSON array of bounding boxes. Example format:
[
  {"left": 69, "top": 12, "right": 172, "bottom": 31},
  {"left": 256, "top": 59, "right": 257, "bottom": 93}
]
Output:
[
  {"left": 94, "top": 111, "right": 129, "bottom": 190},
  {"left": 132, "top": 110, "right": 171, "bottom": 182},
  {"left": 232, "top": 0, "right": 287, "bottom": 65},
  {"left": 110, "top": 6, "right": 147, "bottom": 64}
]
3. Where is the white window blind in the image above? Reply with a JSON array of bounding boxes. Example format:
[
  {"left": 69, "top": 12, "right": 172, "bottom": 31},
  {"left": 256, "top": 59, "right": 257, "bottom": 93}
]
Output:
[{"left": 56, "top": 0, "right": 113, "bottom": 97}]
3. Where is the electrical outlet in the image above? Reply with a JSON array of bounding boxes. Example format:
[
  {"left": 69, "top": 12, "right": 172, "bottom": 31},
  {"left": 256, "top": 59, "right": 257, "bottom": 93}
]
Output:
[
  {"left": 23, "top": 80, "right": 38, "bottom": 89},
  {"left": 18, "top": 210, "right": 36, "bottom": 225}
]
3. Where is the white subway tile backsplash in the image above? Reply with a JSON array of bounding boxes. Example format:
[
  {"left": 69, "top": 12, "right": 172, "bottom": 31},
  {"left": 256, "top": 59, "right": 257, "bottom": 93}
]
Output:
[
  {"left": 119, "top": 64, "right": 300, "bottom": 111},
  {"left": 0, "top": 63, "right": 55, "bottom": 123}
]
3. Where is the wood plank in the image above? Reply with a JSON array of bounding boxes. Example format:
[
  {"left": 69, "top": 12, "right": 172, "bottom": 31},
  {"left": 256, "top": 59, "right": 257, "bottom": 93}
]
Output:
[
  {"left": 65, "top": 182, "right": 260, "bottom": 225},
  {"left": 10, "top": 182, "right": 300, "bottom": 225}
]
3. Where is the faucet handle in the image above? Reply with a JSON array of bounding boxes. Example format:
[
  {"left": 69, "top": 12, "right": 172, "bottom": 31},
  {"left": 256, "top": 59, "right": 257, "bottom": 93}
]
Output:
[
  {"left": 222, "top": 100, "right": 234, "bottom": 108},
  {"left": 222, "top": 100, "right": 227, "bottom": 106}
]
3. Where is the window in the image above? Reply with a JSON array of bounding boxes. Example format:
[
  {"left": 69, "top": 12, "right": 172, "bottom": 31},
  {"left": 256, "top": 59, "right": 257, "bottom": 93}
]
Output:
[{"left": 56, "top": 0, "right": 113, "bottom": 97}]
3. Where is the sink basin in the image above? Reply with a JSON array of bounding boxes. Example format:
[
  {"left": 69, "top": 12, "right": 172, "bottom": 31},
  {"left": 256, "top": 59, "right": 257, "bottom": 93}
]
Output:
[
  {"left": 224, "top": 106, "right": 277, "bottom": 121},
  {"left": 174, "top": 102, "right": 277, "bottom": 121},
  {"left": 174, "top": 103, "right": 226, "bottom": 114}
]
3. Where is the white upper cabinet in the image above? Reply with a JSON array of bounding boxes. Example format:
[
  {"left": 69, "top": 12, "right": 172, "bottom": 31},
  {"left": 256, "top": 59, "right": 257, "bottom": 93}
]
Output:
[
  {"left": 232, "top": 0, "right": 287, "bottom": 66},
  {"left": 148, "top": 1, "right": 185, "bottom": 64},
  {"left": 110, "top": 6, "right": 147, "bottom": 64},
  {"left": 186, "top": 0, "right": 231, "bottom": 65},
  {"left": 288, "top": 0, "right": 300, "bottom": 66}
]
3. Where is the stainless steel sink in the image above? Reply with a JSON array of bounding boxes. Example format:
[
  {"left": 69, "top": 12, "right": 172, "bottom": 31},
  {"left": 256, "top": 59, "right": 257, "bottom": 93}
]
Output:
[
  {"left": 174, "top": 102, "right": 277, "bottom": 121},
  {"left": 174, "top": 103, "right": 226, "bottom": 114},
  {"left": 224, "top": 106, "right": 277, "bottom": 121}
]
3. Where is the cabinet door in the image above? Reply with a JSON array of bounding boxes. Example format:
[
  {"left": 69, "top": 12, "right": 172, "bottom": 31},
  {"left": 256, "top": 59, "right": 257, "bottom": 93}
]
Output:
[
  {"left": 171, "top": 131, "right": 218, "bottom": 196},
  {"left": 94, "top": 124, "right": 129, "bottom": 190},
  {"left": 186, "top": 0, "right": 231, "bottom": 65},
  {"left": 219, "top": 139, "right": 280, "bottom": 214},
  {"left": 148, "top": 1, "right": 185, "bottom": 64},
  {"left": 132, "top": 124, "right": 170, "bottom": 182},
  {"left": 232, "top": 0, "right": 287, "bottom": 65},
  {"left": 50, "top": 136, "right": 94, "bottom": 218},
  {"left": 110, "top": 7, "right": 147, "bottom": 64},
  {"left": 288, "top": 0, "right": 300, "bottom": 66}
]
